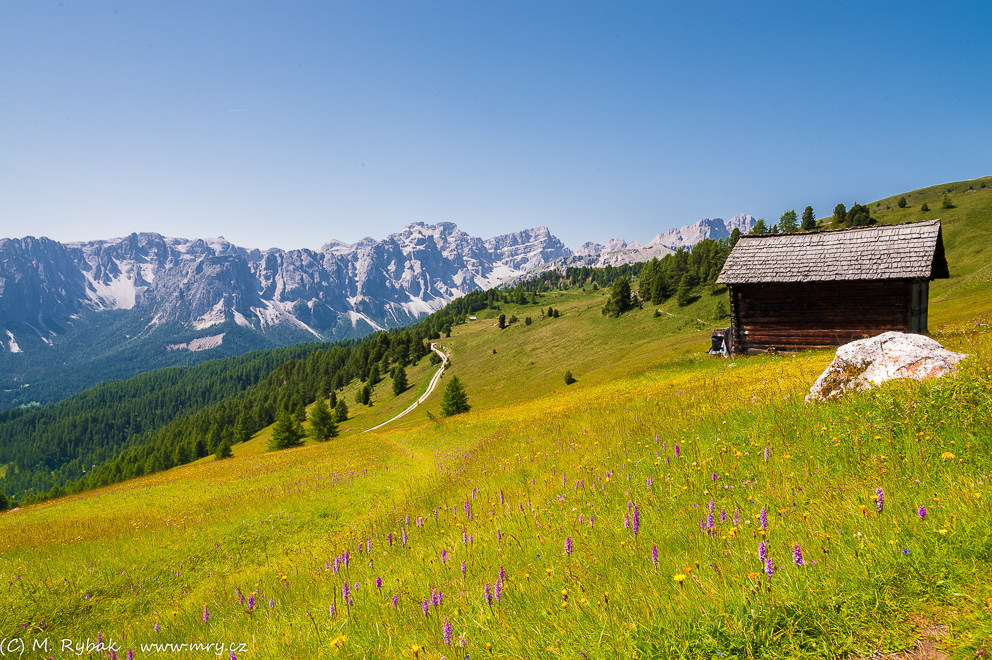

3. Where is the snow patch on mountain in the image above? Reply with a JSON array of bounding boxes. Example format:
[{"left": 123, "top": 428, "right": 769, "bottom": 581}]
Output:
[
  {"left": 193, "top": 299, "right": 229, "bottom": 330},
  {"left": 232, "top": 309, "right": 252, "bottom": 328},
  {"left": 166, "top": 333, "right": 226, "bottom": 352},
  {"left": 82, "top": 261, "right": 143, "bottom": 310},
  {"left": 251, "top": 300, "right": 324, "bottom": 339},
  {"left": 6, "top": 331, "right": 21, "bottom": 353},
  {"left": 346, "top": 310, "right": 385, "bottom": 332}
]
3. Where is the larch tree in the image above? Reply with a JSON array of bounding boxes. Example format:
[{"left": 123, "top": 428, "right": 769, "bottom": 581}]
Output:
[
  {"left": 308, "top": 398, "right": 337, "bottom": 442},
  {"left": 440, "top": 376, "right": 471, "bottom": 417},
  {"left": 268, "top": 410, "right": 305, "bottom": 450}
]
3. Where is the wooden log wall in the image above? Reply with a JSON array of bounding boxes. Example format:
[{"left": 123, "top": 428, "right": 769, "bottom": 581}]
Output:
[{"left": 731, "top": 280, "right": 912, "bottom": 352}]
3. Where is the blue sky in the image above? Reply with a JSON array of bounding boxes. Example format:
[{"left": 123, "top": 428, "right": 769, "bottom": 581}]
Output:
[{"left": 1, "top": 1, "right": 989, "bottom": 251}]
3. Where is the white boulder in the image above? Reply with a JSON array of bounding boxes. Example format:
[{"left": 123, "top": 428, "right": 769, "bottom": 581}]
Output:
[{"left": 806, "top": 332, "right": 967, "bottom": 403}]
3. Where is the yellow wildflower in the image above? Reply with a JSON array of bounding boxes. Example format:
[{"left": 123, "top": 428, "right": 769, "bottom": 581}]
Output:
[{"left": 673, "top": 573, "right": 687, "bottom": 583}]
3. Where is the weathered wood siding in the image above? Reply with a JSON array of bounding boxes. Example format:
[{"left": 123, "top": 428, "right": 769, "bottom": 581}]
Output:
[{"left": 731, "top": 280, "right": 914, "bottom": 352}]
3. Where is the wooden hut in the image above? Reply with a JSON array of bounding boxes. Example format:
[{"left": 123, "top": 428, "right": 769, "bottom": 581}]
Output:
[{"left": 715, "top": 219, "right": 949, "bottom": 354}]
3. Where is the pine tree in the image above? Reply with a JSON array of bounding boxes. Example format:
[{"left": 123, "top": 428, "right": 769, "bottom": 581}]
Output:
[
  {"left": 847, "top": 202, "right": 873, "bottom": 227},
  {"left": 206, "top": 423, "right": 223, "bottom": 453},
  {"left": 651, "top": 276, "right": 665, "bottom": 304},
  {"left": 232, "top": 413, "right": 253, "bottom": 445},
  {"left": 439, "top": 376, "right": 471, "bottom": 417},
  {"left": 602, "top": 276, "right": 632, "bottom": 317},
  {"left": 498, "top": 314, "right": 506, "bottom": 329},
  {"left": 392, "top": 365, "right": 408, "bottom": 395},
  {"left": 308, "top": 398, "right": 337, "bottom": 442},
  {"left": 833, "top": 203, "right": 847, "bottom": 225},
  {"left": 564, "top": 370, "right": 576, "bottom": 385},
  {"left": 942, "top": 193, "right": 954, "bottom": 209},
  {"left": 268, "top": 410, "right": 305, "bottom": 450},
  {"left": 921, "top": 202, "right": 930, "bottom": 212},
  {"left": 675, "top": 274, "right": 692, "bottom": 307},
  {"left": 729, "top": 227, "right": 742, "bottom": 247},
  {"left": 778, "top": 209, "right": 798, "bottom": 233},
  {"left": 801, "top": 206, "right": 816, "bottom": 231},
  {"left": 333, "top": 399, "right": 349, "bottom": 422},
  {"left": 214, "top": 437, "right": 233, "bottom": 460}
]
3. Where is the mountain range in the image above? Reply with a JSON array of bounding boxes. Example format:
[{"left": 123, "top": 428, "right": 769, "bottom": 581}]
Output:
[{"left": 0, "top": 215, "right": 751, "bottom": 408}]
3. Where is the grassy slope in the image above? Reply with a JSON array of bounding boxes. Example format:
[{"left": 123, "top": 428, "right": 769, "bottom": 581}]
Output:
[
  {"left": 2, "top": 177, "right": 992, "bottom": 658},
  {"left": 842, "top": 175, "right": 992, "bottom": 326}
]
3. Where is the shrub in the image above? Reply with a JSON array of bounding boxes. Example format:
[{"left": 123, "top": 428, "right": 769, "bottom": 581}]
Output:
[
  {"left": 942, "top": 193, "right": 954, "bottom": 209},
  {"left": 921, "top": 202, "right": 930, "bottom": 212},
  {"left": 897, "top": 196, "right": 907, "bottom": 208},
  {"left": 564, "top": 371, "right": 576, "bottom": 385}
]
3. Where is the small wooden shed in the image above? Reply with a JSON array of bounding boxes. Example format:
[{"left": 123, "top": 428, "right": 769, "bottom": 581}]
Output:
[{"left": 715, "top": 219, "right": 949, "bottom": 354}]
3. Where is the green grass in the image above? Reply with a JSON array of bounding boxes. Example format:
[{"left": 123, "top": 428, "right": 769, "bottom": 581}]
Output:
[{"left": 2, "top": 178, "right": 992, "bottom": 658}]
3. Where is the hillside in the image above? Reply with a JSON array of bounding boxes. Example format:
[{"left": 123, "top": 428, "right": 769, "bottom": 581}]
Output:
[
  {"left": 1, "top": 176, "right": 991, "bottom": 656},
  {"left": 860, "top": 176, "right": 992, "bottom": 326}
]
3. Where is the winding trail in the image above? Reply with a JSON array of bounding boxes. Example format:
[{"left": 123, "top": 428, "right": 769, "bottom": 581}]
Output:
[{"left": 363, "top": 343, "right": 449, "bottom": 432}]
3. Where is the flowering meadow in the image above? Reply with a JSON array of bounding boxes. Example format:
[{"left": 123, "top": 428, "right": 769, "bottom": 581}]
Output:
[{"left": 2, "top": 317, "right": 992, "bottom": 658}]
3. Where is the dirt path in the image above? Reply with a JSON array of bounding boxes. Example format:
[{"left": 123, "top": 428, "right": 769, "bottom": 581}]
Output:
[
  {"left": 364, "top": 343, "right": 448, "bottom": 432},
  {"left": 657, "top": 309, "right": 709, "bottom": 324}
]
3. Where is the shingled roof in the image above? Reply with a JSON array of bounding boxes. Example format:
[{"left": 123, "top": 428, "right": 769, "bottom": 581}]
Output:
[{"left": 716, "top": 219, "right": 949, "bottom": 285}]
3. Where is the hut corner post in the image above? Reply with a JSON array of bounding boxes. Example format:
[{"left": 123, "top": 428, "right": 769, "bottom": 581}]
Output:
[{"left": 727, "top": 286, "right": 743, "bottom": 354}]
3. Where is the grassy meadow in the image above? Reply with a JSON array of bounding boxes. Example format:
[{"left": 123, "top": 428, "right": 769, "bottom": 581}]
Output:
[{"left": 2, "top": 177, "right": 992, "bottom": 658}]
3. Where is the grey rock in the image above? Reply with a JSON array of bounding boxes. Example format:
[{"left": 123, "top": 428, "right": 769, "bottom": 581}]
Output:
[{"left": 806, "top": 332, "right": 967, "bottom": 403}]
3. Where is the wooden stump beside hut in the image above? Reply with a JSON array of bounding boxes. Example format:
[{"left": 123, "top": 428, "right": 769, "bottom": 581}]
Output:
[{"left": 715, "top": 219, "right": 949, "bottom": 355}]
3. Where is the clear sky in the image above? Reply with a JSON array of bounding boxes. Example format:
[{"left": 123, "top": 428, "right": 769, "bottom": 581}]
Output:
[{"left": 1, "top": 1, "right": 989, "bottom": 251}]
